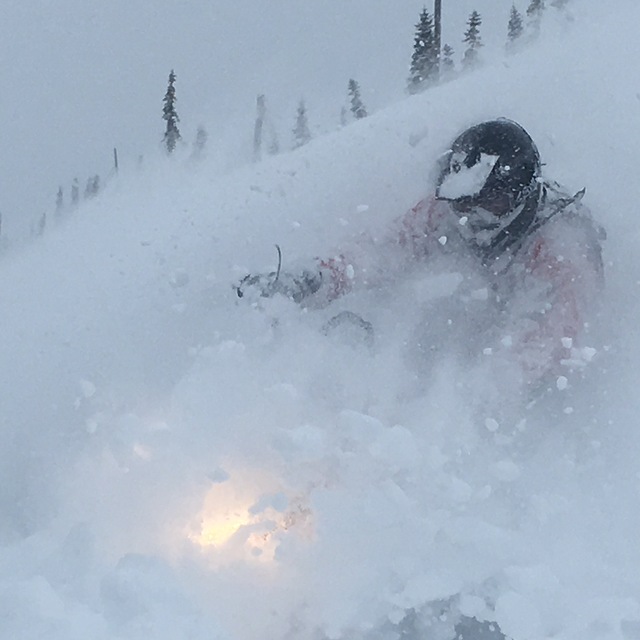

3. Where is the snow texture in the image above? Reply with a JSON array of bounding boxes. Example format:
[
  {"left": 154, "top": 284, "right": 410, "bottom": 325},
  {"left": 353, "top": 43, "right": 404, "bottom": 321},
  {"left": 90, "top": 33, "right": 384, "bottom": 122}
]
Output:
[{"left": 0, "top": 2, "right": 639, "bottom": 640}]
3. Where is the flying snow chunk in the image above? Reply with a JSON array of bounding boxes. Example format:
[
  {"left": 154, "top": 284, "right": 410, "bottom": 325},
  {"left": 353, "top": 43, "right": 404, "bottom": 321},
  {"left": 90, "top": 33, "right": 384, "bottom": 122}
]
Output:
[
  {"left": 169, "top": 269, "right": 189, "bottom": 289},
  {"left": 218, "top": 340, "right": 246, "bottom": 355},
  {"left": 492, "top": 459, "right": 521, "bottom": 482},
  {"left": 275, "top": 424, "right": 327, "bottom": 461},
  {"left": 437, "top": 153, "right": 500, "bottom": 200},
  {"left": 459, "top": 594, "right": 488, "bottom": 618},
  {"left": 485, "top": 418, "right": 500, "bottom": 432},
  {"left": 409, "top": 128, "right": 429, "bottom": 147},
  {"left": 426, "top": 445, "right": 448, "bottom": 470},
  {"left": 449, "top": 477, "right": 473, "bottom": 503},
  {"left": 369, "top": 425, "right": 421, "bottom": 470},
  {"left": 495, "top": 591, "right": 543, "bottom": 640},
  {"left": 556, "top": 376, "right": 569, "bottom": 391},
  {"left": 356, "top": 204, "right": 370, "bottom": 213},
  {"left": 79, "top": 379, "right": 97, "bottom": 398},
  {"left": 470, "top": 288, "right": 489, "bottom": 301}
]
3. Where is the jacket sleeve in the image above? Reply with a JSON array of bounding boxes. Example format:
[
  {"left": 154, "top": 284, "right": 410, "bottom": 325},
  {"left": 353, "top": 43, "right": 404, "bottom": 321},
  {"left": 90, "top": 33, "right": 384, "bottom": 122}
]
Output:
[
  {"left": 311, "top": 197, "right": 447, "bottom": 304},
  {"left": 489, "top": 216, "right": 603, "bottom": 390}
]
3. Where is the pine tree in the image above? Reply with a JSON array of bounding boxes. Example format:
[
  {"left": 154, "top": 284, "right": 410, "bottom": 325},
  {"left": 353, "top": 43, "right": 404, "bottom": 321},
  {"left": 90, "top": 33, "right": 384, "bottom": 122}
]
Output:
[
  {"left": 347, "top": 79, "right": 368, "bottom": 119},
  {"left": 527, "top": 0, "right": 545, "bottom": 18},
  {"left": 37, "top": 212, "right": 46, "bottom": 236},
  {"left": 253, "top": 94, "right": 266, "bottom": 161},
  {"left": 507, "top": 5, "right": 524, "bottom": 51},
  {"left": 71, "top": 178, "right": 79, "bottom": 207},
  {"left": 340, "top": 106, "right": 348, "bottom": 128},
  {"left": 82, "top": 175, "right": 100, "bottom": 199},
  {"left": 162, "top": 69, "right": 181, "bottom": 154},
  {"left": 526, "top": 0, "right": 545, "bottom": 34},
  {"left": 192, "top": 125, "right": 208, "bottom": 159},
  {"left": 407, "top": 8, "right": 439, "bottom": 94},
  {"left": 55, "top": 186, "right": 64, "bottom": 215},
  {"left": 267, "top": 125, "right": 280, "bottom": 155},
  {"left": 292, "top": 99, "right": 311, "bottom": 149},
  {"left": 441, "top": 44, "right": 456, "bottom": 79},
  {"left": 462, "top": 11, "right": 483, "bottom": 70}
]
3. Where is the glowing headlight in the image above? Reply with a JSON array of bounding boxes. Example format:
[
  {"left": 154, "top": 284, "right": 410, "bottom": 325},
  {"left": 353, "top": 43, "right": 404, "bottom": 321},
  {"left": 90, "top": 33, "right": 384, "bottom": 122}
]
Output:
[{"left": 187, "top": 468, "right": 312, "bottom": 562}]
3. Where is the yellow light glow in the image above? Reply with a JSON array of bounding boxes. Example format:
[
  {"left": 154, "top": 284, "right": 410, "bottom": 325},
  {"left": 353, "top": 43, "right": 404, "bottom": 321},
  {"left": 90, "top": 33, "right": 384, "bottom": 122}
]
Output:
[
  {"left": 186, "top": 468, "right": 312, "bottom": 564},
  {"left": 192, "top": 510, "right": 252, "bottom": 547}
]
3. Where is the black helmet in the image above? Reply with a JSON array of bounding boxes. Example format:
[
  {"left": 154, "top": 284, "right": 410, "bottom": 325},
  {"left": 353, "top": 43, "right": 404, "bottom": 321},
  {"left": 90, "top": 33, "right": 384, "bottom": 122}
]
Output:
[{"left": 435, "top": 119, "right": 541, "bottom": 217}]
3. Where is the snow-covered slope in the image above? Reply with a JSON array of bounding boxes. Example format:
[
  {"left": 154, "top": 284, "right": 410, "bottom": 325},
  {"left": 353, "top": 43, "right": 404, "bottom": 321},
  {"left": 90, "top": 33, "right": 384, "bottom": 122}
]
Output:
[{"left": 2, "top": 4, "right": 640, "bottom": 639}]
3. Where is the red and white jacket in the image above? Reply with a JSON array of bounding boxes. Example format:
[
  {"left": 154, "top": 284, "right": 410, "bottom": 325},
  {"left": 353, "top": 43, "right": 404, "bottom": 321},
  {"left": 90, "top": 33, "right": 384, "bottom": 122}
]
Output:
[{"left": 313, "top": 181, "right": 604, "bottom": 389}]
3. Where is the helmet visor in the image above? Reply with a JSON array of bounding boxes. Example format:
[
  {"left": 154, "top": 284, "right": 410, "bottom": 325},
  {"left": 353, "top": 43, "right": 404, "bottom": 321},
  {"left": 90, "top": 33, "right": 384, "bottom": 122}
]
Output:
[{"left": 449, "top": 190, "right": 514, "bottom": 217}]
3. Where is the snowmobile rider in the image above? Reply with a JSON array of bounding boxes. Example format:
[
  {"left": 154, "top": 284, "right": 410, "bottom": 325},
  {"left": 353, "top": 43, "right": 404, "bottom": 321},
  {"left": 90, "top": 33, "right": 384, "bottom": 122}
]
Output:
[{"left": 237, "top": 118, "right": 605, "bottom": 392}]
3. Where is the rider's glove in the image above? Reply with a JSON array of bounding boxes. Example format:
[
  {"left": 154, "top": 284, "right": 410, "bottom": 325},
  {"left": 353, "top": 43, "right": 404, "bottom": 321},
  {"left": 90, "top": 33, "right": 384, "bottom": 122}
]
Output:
[{"left": 236, "top": 268, "right": 322, "bottom": 303}]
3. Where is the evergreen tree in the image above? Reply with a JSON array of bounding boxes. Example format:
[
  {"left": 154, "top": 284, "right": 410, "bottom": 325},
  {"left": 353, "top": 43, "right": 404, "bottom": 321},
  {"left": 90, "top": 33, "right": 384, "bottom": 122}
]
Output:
[
  {"left": 340, "top": 106, "right": 348, "bottom": 128},
  {"left": 348, "top": 79, "right": 368, "bottom": 119},
  {"left": 407, "top": 8, "right": 439, "bottom": 94},
  {"left": 37, "top": 212, "right": 46, "bottom": 237},
  {"left": 162, "top": 69, "right": 181, "bottom": 154},
  {"left": 71, "top": 178, "right": 79, "bottom": 207},
  {"left": 526, "top": 0, "right": 545, "bottom": 33},
  {"left": 267, "top": 125, "right": 280, "bottom": 156},
  {"left": 82, "top": 175, "right": 100, "bottom": 199},
  {"left": 292, "top": 99, "right": 311, "bottom": 149},
  {"left": 462, "top": 10, "right": 483, "bottom": 70},
  {"left": 527, "top": 0, "right": 545, "bottom": 18},
  {"left": 253, "top": 94, "right": 266, "bottom": 161},
  {"left": 441, "top": 44, "right": 456, "bottom": 79},
  {"left": 55, "top": 186, "right": 64, "bottom": 215},
  {"left": 192, "top": 125, "right": 208, "bottom": 159},
  {"left": 507, "top": 5, "right": 524, "bottom": 46}
]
